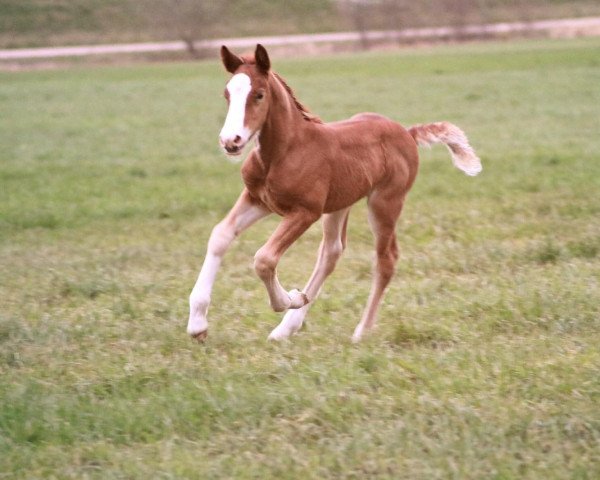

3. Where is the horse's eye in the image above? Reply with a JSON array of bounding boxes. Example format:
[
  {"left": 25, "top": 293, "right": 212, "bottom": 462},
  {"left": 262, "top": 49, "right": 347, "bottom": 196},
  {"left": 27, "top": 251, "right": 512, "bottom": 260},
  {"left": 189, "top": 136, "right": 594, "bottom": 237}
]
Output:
[{"left": 256, "top": 92, "right": 264, "bottom": 101}]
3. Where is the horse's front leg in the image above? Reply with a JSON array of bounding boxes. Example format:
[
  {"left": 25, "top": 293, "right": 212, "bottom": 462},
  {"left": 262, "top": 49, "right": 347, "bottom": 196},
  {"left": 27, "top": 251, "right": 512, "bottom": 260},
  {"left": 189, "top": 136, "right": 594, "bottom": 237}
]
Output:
[
  {"left": 268, "top": 208, "right": 350, "bottom": 340},
  {"left": 254, "top": 209, "right": 320, "bottom": 312},
  {"left": 187, "top": 190, "right": 269, "bottom": 340}
]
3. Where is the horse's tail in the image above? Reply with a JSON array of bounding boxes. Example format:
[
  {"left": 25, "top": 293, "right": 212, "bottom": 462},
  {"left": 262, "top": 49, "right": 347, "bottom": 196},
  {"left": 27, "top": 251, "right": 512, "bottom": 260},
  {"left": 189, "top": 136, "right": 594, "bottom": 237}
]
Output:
[{"left": 408, "top": 122, "right": 482, "bottom": 176}]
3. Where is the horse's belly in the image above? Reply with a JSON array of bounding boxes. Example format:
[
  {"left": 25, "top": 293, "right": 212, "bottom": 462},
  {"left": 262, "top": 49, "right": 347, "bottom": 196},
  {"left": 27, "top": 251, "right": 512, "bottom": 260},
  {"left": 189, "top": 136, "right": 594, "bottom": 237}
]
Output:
[
  {"left": 323, "top": 178, "right": 371, "bottom": 213},
  {"left": 322, "top": 150, "right": 386, "bottom": 212}
]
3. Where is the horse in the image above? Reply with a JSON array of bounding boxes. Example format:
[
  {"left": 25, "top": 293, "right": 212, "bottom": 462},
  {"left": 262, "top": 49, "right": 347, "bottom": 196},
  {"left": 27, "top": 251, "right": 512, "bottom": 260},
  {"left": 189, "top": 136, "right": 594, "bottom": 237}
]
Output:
[{"left": 187, "top": 44, "right": 481, "bottom": 343}]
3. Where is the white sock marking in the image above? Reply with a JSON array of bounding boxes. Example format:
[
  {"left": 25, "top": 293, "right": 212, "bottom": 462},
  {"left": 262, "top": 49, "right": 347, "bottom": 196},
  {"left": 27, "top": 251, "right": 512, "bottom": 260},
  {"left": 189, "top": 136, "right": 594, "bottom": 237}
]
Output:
[{"left": 187, "top": 253, "right": 221, "bottom": 335}]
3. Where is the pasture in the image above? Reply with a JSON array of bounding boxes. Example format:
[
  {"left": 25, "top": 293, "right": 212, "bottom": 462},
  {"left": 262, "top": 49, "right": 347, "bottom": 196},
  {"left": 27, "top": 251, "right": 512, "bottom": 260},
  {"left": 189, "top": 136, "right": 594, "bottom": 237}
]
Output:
[{"left": 1, "top": 38, "right": 599, "bottom": 478}]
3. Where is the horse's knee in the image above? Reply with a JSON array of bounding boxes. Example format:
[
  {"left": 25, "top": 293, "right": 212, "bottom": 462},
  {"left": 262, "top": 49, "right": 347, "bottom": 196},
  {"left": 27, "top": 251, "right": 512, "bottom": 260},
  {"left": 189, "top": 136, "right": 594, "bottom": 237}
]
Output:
[
  {"left": 390, "top": 239, "right": 399, "bottom": 260},
  {"left": 376, "top": 248, "right": 398, "bottom": 283},
  {"left": 333, "top": 238, "right": 345, "bottom": 258},
  {"left": 326, "top": 237, "right": 344, "bottom": 258},
  {"left": 322, "top": 239, "right": 344, "bottom": 272},
  {"left": 254, "top": 248, "right": 277, "bottom": 279},
  {"left": 207, "top": 221, "right": 235, "bottom": 257}
]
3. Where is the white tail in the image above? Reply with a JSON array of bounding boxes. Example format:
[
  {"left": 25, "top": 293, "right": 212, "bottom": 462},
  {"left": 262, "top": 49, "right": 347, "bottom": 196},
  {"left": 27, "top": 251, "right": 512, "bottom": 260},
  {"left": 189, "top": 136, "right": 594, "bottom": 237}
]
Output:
[{"left": 409, "top": 122, "right": 482, "bottom": 176}]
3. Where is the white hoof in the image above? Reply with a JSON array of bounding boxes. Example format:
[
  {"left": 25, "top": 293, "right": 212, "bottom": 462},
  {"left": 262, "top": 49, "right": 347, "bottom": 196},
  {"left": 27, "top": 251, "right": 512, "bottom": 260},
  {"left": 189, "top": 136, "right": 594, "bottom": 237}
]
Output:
[
  {"left": 351, "top": 326, "right": 364, "bottom": 343},
  {"left": 267, "top": 326, "right": 292, "bottom": 341},
  {"left": 288, "top": 289, "right": 309, "bottom": 309},
  {"left": 191, "top": 330, "right": 208, "bottom": 342},
  {"left": 187, "top": 315, "right": 208, "bottom": 338},
  {"left": 268, "top": 307, "right": 308, "bottom": 341}
]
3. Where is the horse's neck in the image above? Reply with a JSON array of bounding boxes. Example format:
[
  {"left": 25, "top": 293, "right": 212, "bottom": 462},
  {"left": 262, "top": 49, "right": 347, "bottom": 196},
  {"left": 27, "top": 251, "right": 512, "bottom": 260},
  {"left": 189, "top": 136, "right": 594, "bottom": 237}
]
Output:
[{"left": 257, "top": 75, "right": 306, "bottom": 161}]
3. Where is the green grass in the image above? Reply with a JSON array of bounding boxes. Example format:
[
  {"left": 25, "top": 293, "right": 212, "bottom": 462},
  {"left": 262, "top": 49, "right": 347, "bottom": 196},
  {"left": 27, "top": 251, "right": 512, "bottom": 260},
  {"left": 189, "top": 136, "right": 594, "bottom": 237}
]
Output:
[{"left": 1, "top": 37, "right": 600, "bottom": 478}]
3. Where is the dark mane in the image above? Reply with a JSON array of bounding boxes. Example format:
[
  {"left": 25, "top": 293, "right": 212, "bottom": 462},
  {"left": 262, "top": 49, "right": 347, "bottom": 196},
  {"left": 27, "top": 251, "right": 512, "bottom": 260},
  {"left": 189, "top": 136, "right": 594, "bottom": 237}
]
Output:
[
  {"left": 271, "top": 72, "right": 323, "bottom": 124},
  {"left": 240, "top": 54, "right": 322, "bottom": 124}
]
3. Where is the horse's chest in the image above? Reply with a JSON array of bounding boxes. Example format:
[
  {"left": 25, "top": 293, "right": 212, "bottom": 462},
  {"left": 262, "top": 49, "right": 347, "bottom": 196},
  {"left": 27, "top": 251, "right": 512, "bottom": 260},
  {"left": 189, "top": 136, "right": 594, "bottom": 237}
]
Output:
[
  {"left": 241, "top": 157, "right": 290, "bottom": 215},
  {"left": 245, "top": 181, "right": 294, "bottom": 216}
]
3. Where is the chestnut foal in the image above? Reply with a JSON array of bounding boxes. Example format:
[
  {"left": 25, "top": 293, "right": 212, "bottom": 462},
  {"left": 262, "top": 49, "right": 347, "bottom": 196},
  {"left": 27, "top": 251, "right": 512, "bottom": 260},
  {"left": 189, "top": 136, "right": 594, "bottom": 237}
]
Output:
[{"left": 187, "top": 44, "right": 481, "bottom": 342}]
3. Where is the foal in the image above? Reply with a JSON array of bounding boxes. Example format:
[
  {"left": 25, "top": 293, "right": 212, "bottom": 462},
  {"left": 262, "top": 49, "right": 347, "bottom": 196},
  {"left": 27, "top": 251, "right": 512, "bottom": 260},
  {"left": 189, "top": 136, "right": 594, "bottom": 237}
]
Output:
[{"left": 187, "top": 44, "right": 481, "bottom": 342}]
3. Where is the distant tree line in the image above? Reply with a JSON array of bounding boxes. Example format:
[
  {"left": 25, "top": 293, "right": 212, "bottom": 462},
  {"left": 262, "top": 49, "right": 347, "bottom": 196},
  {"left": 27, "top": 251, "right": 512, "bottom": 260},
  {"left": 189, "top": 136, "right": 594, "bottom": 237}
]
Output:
[
  {"left": 141, "top": 0, "right": 582, "bottom": 55},
  {"left": 337, "top": 0, "right": 538, "bottom": 44}
]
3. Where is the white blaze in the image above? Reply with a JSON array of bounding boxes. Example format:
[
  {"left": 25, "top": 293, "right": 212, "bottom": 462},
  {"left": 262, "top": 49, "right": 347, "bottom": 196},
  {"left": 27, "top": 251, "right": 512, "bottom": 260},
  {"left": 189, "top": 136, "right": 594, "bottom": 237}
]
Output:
[{"left": 220, "top": 73, "right": 252, "bottom": 144}]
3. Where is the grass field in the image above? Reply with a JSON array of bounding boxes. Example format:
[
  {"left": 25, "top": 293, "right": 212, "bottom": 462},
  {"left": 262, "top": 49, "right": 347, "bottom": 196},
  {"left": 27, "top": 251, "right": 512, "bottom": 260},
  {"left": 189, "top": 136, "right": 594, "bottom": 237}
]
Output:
[{"left": 1, "top": 38, "right": 600, "bottom": 478}]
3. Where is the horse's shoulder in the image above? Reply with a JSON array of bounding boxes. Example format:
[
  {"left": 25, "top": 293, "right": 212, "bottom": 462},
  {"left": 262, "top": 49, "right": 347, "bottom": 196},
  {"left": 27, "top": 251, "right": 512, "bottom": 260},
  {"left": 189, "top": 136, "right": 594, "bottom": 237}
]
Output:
[{"left": 241, "top": 150, "right": 267, "bottom": 189}]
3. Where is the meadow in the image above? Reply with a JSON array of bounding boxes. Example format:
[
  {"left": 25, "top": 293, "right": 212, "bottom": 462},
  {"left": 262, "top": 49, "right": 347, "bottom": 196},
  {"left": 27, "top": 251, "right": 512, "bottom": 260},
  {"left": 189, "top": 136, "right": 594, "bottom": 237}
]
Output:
[{"left": 1, "top": 38, "right": 599, "bottom": 478}]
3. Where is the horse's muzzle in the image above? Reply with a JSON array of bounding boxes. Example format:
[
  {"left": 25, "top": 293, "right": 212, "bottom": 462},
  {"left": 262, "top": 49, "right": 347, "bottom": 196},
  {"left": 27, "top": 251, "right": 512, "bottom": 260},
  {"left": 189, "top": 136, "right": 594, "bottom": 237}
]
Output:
[
  {"left": 223, "top": 144, "right": 243, "bottom": 155},
  {"left": 220, "top": 134, "right": 245, "bottom": 156}
]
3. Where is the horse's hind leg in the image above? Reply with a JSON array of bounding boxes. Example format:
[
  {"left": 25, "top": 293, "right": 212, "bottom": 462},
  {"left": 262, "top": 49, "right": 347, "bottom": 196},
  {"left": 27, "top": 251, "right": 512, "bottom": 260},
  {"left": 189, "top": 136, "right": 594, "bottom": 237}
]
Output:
[
  {"left": 352, "top": 191, "right": 404, "bottom": 343},
  {"left": 268, "top": 208, "right": 350, "bottom": 340}
]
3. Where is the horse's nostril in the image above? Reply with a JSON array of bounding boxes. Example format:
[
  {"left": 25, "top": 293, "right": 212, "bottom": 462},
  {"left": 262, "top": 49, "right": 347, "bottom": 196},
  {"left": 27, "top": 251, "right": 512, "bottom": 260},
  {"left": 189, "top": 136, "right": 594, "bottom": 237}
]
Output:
[{"left": 233, "top": 135, "right": 242, "bottom": 145}]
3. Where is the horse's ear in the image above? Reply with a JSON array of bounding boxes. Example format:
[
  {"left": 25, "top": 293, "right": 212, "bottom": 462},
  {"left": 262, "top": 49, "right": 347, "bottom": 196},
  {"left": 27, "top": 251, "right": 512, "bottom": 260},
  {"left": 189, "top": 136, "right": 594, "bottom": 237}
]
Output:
[
  {"left": 255, "top": 44, "right": 270, "bottom": 74},
  {"left": 221, "top": 45, "right": 243, "bottom": 73}
]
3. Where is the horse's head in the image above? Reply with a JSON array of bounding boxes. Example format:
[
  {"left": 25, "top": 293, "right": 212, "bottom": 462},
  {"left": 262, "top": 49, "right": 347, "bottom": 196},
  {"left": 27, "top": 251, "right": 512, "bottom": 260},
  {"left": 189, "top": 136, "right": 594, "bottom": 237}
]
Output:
[{"left": 219, "top": 44, "right": 271, "bottom": 157}]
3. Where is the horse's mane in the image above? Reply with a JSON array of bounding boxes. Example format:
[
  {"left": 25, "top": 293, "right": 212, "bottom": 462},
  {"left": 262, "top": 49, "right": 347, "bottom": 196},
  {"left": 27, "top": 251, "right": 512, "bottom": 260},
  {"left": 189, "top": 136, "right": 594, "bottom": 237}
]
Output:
[
  {"left": 241, "top": 54, "right": 322, "bottom": 124},
  {"left": 271, "top": 72, "right": 323, "bottom": 124}
]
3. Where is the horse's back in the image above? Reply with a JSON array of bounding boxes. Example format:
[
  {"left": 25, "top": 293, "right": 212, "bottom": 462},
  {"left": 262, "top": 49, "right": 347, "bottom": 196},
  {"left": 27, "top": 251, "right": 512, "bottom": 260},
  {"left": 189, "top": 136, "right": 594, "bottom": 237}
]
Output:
[
  {"left": 328, "top": 112, "right": 417, "bottom": 156},
  {"left": 328, "top": 112, "right": 419, "bottom": 181}
]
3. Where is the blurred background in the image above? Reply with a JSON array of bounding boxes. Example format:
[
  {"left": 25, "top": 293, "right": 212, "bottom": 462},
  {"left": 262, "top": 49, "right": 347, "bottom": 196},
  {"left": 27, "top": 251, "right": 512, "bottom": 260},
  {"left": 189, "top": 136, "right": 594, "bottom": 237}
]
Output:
[{"left": 2, "top": 0, "right": 600, "bottom": 56}]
